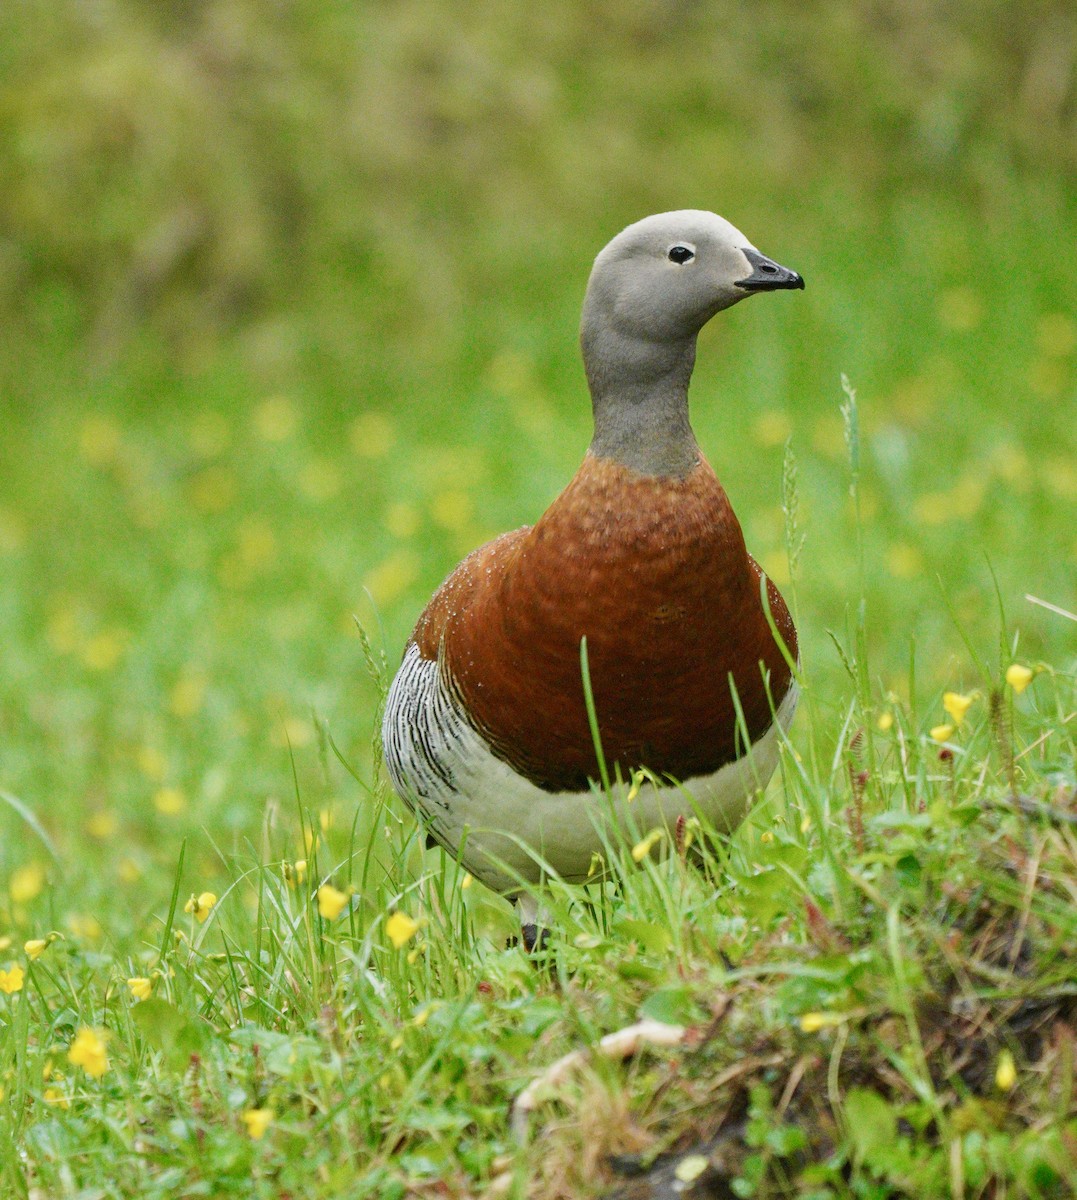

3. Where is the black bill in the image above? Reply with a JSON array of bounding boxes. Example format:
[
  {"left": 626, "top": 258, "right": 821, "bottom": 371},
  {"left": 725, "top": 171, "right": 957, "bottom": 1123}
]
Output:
[{"left": 734, "top": 246, "right": 805, "bottom": 291}]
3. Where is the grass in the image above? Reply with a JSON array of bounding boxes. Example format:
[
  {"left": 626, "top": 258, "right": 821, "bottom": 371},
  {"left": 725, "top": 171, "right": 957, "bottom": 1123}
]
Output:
[
  {"left": 2, "top": 2, "right": 1077, "bottom": 1195},
  {"left": 0, "top": 386, "right": 1073, "bottom": 1196},
  {"left": 0, "top": 610, "right": 1073, "bottom": 1197}
]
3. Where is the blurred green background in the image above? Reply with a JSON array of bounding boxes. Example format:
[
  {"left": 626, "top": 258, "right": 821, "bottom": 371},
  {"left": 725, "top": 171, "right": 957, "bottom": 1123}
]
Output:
[{"left": 1, "top": 0, "right": 1075, "bottom": 912}]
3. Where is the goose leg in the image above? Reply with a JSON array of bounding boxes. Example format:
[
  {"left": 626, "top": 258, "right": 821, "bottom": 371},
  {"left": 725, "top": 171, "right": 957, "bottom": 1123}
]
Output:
[{"left": 516, "top": 892, "right": 551, "bottom": 955}]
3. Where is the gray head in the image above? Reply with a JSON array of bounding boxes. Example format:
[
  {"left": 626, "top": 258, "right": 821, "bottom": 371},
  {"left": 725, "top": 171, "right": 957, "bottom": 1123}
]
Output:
[{"left": 581, "top": 210, "right": 803, "bottom": 476}]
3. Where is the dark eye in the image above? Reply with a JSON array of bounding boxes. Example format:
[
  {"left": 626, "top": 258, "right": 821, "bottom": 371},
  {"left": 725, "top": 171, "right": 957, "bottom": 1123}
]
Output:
[{"left": 668, "top": 245, "right": 694, "bottom": 264}]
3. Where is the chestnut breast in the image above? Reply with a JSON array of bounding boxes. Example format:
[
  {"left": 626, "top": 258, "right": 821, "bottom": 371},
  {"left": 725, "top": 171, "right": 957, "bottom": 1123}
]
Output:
[{"left": 413, "top": 453, "right": 796, "bottom": 793}]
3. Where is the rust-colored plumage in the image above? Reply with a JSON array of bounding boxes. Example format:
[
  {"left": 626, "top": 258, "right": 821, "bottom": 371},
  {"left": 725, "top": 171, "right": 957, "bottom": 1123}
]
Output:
[
  {"left": 412, "top": 453, "right": 796, "bottom": 793},
  {"left": 384, "top": 210, "right": 805, "bottom": 907}
]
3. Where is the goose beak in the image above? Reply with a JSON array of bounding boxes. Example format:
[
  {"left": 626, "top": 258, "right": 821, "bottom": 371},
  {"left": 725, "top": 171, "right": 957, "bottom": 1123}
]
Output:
[{"left": 734, "top": 247, "right": 805, "bottom": 291}]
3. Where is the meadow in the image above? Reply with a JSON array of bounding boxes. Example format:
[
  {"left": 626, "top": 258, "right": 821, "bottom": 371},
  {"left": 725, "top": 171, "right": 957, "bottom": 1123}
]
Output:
[{"left": 0, "top": 2, "right": 1075, "bottom": 1196}]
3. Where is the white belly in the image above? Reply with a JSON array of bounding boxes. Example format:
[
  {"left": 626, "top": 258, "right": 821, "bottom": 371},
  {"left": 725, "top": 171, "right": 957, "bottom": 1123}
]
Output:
[{"left": 382, "top": 643, "right": 798, "bottom": 894}]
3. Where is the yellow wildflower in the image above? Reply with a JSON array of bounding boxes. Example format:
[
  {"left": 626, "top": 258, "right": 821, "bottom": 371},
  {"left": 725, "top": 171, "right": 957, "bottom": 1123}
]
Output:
[
  {"left": 995, "top": 1049, "right": 1017, "bottom": 1092},
  {"left": 0, "top": 507, "right": 26, "bottom": 554},
  {"left": 10, "top": 863, "right": 45, "bottom": 904},
  {"left": 118, "top": 858, "right": 143, "bottom": 884},
  {"left": 1036, "top": 312, "right": 1077, "bottom": 357},
  {"left": 942, "top": 691, "right": 976, "bottom": 726},
  {"left": 283, "top": 859, "right": 307, "bottom": 887},
  {"left": 385, "top": 911, "right": 419, "bottom": 949},
  {"left": 188, "top": 466, "right": 236, "bottom": 513},
  {"left": 753, "top": 410, "right": 792, "bottom": 447},
  {"left": 170, "top": 672, "right": 206, "bottom": 718},
  {"left": 385, "top": 501, "right": 420, "bottom": 539},
  {"left": 429, "top": 489, "right": 473, "bottom": 532},
  {"left": 68, "top": 1027, "right": 109, "bottom": 1079},
  {"left": 930, "top": 724, "right": 954, "bottom": 743},
  {"left": 758, "top": 549, "right": 790, "bottom": 586},
  {"left": 43, "top": 1087, "right": 70, "bottom": 1109},
  {"left": 184, "top": 892, "right": 217, "bottom": 923},
  {"left": 236, "top": 518, "right": 278, "bottom": 569},
  {"left": 271, "top": 715, "right": 313, "bottom": 750},
  {"left": 188, "top": 410, "right": 231, "bottom": 457},
  {"left": 0, "top": 965, "right": 25, "bottom": 994},
  {"left": 254, "top": 395, "right": 298, "bottom": 441},
  {"left": 46, "top": 604, "right": 81, "bottom": 654},
  {"left": 799, "top": 1011, "right": 845, "bottom": 1033},
  {"left": 349, "top": 412, "right": 395, "bottom": 458},
  {"left": 79, "top": 415, "right": 122, "bottom": 466},
  {"left": 153, "top": 787, "right": 186, "bottom": 816},
  {"left": 81, "top": 629, "right": 126, "bottom": 671},
  {"left": 24, "top": 939, "right": 47, "bottom": 961},
  {"left": 885, "top": 543, "right": 923, "bottom": 579},
  {"left": 631, "top": 829, "right": 665, "bottom": 862},
  {"left": 127, "top": 977, "right": 153, "bottom": 1001},
  {"left": 1005, "top": 664, "right": 1034, "bottom": 694},
  {"left": 363, "top": 550, "right": 420, "bottom": 607},
  {"left": 67, "top": 913, "right": 102, "bottom": 940},
  {"left": 298, "top": 458, "right": 341, "bottom": 502},
  {"left": 137, "top": 745, "right": 167, "bottom": 780},
  {"left": 877, "top": 711, "right": 894, "bottom": 732},
  {"left": 86, "top": 810, "right": 118, "bottom": 839},
  {"left": 460, "top": 873, "right": 472, "bottom": 890},
  {"left": 242, "top": 1107, "right": 274, "bottom": 1140},
  {"left": 936, "top": 286, "right": 984, "bottom": 333},
  {"left": 317, "top": 884, "right": 349, "bottom": 920}
]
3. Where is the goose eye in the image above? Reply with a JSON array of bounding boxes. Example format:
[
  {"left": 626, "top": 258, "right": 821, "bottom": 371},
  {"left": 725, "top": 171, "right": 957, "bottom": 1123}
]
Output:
[{"left": 667, "top": 245, "right": 695, "bottom": 265}]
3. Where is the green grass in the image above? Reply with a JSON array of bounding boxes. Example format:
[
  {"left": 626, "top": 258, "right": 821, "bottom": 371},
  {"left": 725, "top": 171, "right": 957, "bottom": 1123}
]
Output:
[
  {"left": 0, "top": 623, "right": 1073, "bottom": 1197},
  {"left": 1, "top": 2, "right": 1077, "bottom": 1195},
  {"left": 1, "top": 387, "right": 1073, "bottom": 1197}
]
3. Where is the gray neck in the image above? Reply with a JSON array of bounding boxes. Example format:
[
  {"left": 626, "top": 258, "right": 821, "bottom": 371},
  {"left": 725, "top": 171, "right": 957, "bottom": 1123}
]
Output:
[{"left": 582, "top": 321, "right": 701, "bottom": 477}]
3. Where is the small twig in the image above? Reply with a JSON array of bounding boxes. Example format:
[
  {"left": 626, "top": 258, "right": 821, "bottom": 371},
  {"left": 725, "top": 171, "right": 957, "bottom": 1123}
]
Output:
[
  {"left": 511, "top": 1018, "right": 687, "bottom": 1140},
  {"left": 776, "top": 1054, "right": 813, "bottom": 1120},
  {"left": 1015, "top": 712, "right": 1076, "bottom": 761},
  {"left": 1024, "top": 593, "right": 1077, "bottom": 622},
  {"left": 1007, "top": 838, "right": 1044, "bottom": 970}
]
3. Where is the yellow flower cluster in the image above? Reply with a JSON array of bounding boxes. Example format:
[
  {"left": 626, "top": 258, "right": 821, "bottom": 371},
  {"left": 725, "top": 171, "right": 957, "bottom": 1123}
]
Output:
[
  {"left": 799, "top": 1011, "right": 845, "bottom": 1033},
  {"left": 995, "top": 1048, "right": 1017, "bottom": 1091},
  {"left": 385, "top": 911, "right": 419, "bottom": 949},
  {"left": 942, "top": 691, "right": 976, "bottom": 724},
  {"left": 1005, "top": 663, "right": 1034, "bottom": 694},
  {"left": 631, "top": 829, "right": 665, "bottom": 862},
  {"left": 317, "top": 884, "right": 349, "bottom": 920},
  {"left": 242, "top": 1107, "right": 274, "bottom": 1139},
  {"left": 127, "top": 977, "right": 153, "bottom": 1001},
  {"left": 10, "top": 863, "right": 46, "bottom": 904},
  {"left": 0, "top": 965, "right": 25, "bottom": 994},
  {"left": 68, "top": 1027, "right": 109, "bottom": 1079},
  {"left": 184, "top": 892, "right": 217, "bottom": 923},
  {"left": 930, "top": 690, "right": 978, "bottom": 743}
]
